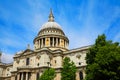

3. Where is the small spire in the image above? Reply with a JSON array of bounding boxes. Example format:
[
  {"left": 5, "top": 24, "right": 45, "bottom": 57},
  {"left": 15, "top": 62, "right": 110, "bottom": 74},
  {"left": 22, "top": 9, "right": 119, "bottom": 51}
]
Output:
[
  {"left": 27, "top": 44, "right": 30, "bottom": 49},
  {"left": 48, "top": 8, "right": 54, "bottom": 22}
]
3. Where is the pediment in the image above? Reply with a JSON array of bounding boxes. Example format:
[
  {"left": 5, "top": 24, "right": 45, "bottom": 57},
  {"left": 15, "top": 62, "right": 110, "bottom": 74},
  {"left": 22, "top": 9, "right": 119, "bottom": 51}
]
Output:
[{"left": 21, "top": 49, "right": 34, "bottom": 56}]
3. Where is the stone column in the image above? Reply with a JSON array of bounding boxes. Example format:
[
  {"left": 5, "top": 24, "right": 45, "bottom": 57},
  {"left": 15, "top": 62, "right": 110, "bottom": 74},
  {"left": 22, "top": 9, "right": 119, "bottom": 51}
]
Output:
[
  {"left": 52, "top": 37, "right": 54, "bottom": 47},
  {"left": 37, "top": 41, "right": 39, "bottom": 48},
  {"left": 76, "top": 71, "right": 80, "bottom": 80},
  {"left": 40, "top": 39, "right": 41, "bottom": 48},
  {"left": 58, "top": 38, "right": 60, "bottom": 47},
  {"left": 17, "top": 73, "right": 20, "bottom": 80},
  {"left": 83, "top": 68, "right": 86, "bottom": 79},
  {"left": 26, "top": 72, "right": 28, "bottom": 80},
  {"left": 21, "top": 73, "right": 23, "bottom": 80},
  {"left": 11, "top": 76, "right": 15, "bottom": 80},
  {"left": 66, "top": 42, "right": 68, "bottom": 49},
  {"left": 31, "top": 72, "right": 36, "bottom": 80},
  {"left": 60, "top": 39, "right": 61, "bottom": 47},
  {"left": 41, "top": 39, "right": 43, "bottom": 47},
  {"left": 56, "top": 38, "right": 58, "bottom": 47},
  {"left": 64, "top": 40, "right": 66, "bottom": 48},
  {"left": 39, "top": 40, "right": 40, "bottom": 48}
]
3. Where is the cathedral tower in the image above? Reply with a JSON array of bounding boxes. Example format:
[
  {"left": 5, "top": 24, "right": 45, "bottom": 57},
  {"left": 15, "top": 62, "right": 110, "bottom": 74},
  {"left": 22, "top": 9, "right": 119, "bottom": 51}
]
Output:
[{"left": 33, "top": 9, "right": 69, "bottom": 51}]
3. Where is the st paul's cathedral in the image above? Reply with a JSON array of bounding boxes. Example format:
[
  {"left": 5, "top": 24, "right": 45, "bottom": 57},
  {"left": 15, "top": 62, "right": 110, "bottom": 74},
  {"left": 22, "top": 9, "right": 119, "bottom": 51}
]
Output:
[{"left": 0, "top": 9, "right": 90, "bottom": 80}]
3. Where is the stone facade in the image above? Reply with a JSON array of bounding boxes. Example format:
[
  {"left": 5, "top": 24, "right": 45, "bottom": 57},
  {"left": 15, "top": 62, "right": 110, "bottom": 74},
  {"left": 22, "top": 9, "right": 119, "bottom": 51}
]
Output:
[{"left": 0, "top": 9, "right": 90, "bottom": 80}]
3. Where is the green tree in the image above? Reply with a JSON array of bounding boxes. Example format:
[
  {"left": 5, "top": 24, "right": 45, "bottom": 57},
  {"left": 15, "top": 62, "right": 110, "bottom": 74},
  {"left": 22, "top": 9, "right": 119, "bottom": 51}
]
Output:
[
  {"left": 86, "top": 34, "right": 120, "bottom": 80},
  {"left": 39, "top": 68, "right": 55, "bottom": 80},
  {"left": 61, "top": 57, "right": 77, "bottom": 80}
]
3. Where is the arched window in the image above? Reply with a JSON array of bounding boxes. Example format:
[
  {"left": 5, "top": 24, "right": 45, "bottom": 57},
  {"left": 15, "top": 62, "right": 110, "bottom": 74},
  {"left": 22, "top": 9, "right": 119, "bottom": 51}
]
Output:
[{"left": 79, "top": 71, "right": 83, "bottom": 80}]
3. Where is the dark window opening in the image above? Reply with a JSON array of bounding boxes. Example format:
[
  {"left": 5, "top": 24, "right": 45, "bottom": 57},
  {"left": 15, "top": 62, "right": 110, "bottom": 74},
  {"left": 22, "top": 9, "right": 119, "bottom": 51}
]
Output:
[
  {"left": 79, "top": 71, "right": 83, "bottom": 80},
  {"left": 36, "top": 73, "right": 39, "bottom": 80},
  {"left": 23, "top": 72, "right": 26, "bottom": 80},
  {"left": 43, "top": 38, "right": 45, "bottom": 46},
  {"left": 64, "top": 40, "right": 65, "bottom": 47},
  {"left": 79, "top": 62, "right": 81, "bottom": 65},
  {"left": 55, "top": 60, "right": 56, "bottom": 63},
  {"left": 26, "top": 58, "right": 29, "bottom": 65},
  {"left": 37, "top": 63, "right": 39, "bottom": 66},
  {"left": 15, "top": 75, "right": 17, "bottom": 80},
  {"left": 28, "top": 72, "right": 31, "bottom": 80},
  {"left": 50, "top": 37, "right": 53, "bottom": 46},
  {"left": 19, "top": 73, "right": 22, "bottom": 80},
  {"left": 58, "top": 38, "right": 60, "bottom": 46},
  {"left": 54, "top": 38, "right": 56, "bottom": 46}
]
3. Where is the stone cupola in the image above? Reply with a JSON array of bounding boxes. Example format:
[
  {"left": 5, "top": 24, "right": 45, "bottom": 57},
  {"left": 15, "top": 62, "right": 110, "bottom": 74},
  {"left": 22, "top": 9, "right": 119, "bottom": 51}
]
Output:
[{"left": 33, "top": 9, "right": 69, "bottom": 51}]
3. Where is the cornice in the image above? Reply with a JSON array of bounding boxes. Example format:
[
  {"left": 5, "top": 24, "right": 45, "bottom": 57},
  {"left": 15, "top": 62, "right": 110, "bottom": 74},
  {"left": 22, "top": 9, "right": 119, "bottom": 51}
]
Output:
[{"left": 63, "top": 45, "right": 91, "bottom": 55}]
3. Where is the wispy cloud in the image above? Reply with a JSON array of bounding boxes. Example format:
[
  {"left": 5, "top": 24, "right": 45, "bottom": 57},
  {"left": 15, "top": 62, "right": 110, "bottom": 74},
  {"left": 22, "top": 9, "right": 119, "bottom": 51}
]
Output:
[{"left": 1, "top": 53, "right": 14, "bottom": 63}]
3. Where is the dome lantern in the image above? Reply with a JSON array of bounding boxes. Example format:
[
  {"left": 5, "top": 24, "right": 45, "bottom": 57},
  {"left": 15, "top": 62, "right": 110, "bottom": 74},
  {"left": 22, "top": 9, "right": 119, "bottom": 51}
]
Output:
[{"left": 48, "top": 9, "right": 54, "bottom": 22}]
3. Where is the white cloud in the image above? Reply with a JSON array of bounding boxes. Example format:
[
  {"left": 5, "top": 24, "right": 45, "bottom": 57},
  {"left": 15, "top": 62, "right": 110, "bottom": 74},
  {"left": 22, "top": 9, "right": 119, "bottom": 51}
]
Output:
[
  {"left": 0, "top": 0, "right": 120, "bottom": 63},
  {"left": 1, "top": 53, "right": 14, "bottom": 63},
  {"left": 114, "top": 32, "right": 120, "bottom": 42}
]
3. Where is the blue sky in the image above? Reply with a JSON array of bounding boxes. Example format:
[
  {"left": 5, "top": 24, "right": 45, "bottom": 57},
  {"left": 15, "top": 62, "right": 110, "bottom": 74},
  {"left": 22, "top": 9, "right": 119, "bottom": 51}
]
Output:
[{"left": 0, "top": 0, "right": 120, "bottom": 63}]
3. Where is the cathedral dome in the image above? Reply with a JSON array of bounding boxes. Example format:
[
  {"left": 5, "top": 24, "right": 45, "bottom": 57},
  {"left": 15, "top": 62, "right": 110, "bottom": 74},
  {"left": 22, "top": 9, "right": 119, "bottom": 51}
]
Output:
[
  {"left": 34, "top": 9, "right": 69, "bottom": 51},
  {"left": 38, "top": 21, "right": 65, "bottom": 36},
  {"left": 38, "top": 9, "right": 65, "bottom": 36},
  {"left": 41, "top": 22, "right": 62, "bottom": 30}
]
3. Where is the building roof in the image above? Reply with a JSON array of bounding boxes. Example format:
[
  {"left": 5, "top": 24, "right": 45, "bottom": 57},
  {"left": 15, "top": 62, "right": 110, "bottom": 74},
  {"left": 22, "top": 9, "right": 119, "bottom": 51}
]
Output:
[
  {"left": 40, "top": 9, "right": 62, "bottom": 30},
  {"left": 41, "top": 22, "right": 62, "bottom": 30}
]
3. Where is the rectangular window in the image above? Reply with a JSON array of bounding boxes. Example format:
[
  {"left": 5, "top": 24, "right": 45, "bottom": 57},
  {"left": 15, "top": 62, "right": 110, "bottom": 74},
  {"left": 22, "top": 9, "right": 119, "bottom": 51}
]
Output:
[
  {"left": 54, "top": 38, "right": 56, "bottom": 46},
  {"left": 43, "top": 38, "right": 45, "bottom": 46},
  {"left": 28, "top": 72, "right": 31, "bottom": 80},
  {"left": 23, "top": 72, "right": 26, "bottom": 80},
  {"left": 15, "top": 75, "right": 17, "bottom": 80},
  {"left": 19, "top": 73, "right": 22, "bottom": 80},
  {"left": 26, "top": 58, "right": 29, "bottom": 65},
  {"left": 58, "top": 38, "right": 60, "bottom": 46},
  {"left": 50, "top": 37, "right": 53, "bottom": 46}
]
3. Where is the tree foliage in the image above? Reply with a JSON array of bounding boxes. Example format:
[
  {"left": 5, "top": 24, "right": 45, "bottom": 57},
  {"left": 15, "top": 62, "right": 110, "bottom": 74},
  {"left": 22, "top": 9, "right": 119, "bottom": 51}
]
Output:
[
  {"left": 61, "top": 57, "right": 77, "bottom": 80},
  {"left": 86, "top": 34, "right": 120, "bottom": 80},
  {"left": 39, "top": 68, "right": 55, "bottom": 80}
]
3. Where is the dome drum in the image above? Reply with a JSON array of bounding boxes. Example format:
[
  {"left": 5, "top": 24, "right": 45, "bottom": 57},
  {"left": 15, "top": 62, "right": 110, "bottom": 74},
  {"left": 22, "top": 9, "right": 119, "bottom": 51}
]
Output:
[
  {"left": 34, "top": 36, "right": 69, "bottom": 51},
  {"left": 38, "top": 28, "right": 65, "bottom": 36}
]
